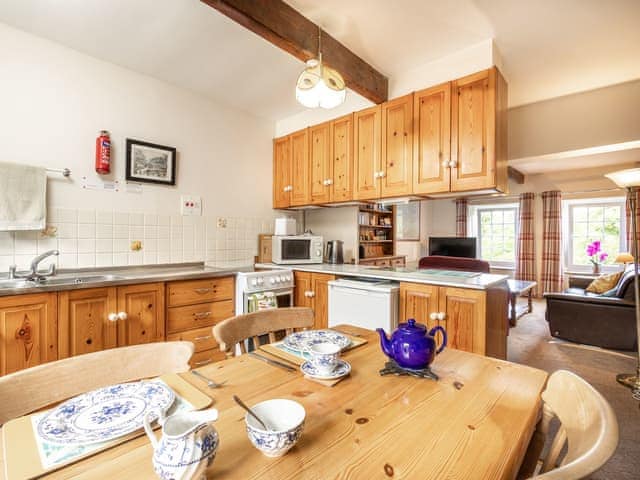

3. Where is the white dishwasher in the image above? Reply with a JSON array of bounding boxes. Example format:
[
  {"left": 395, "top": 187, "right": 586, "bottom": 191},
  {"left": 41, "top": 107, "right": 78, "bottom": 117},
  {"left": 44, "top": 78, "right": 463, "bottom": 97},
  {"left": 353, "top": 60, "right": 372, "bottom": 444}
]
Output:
[{"left": 328, "top": 278, "right": 399, "bottom": 331}]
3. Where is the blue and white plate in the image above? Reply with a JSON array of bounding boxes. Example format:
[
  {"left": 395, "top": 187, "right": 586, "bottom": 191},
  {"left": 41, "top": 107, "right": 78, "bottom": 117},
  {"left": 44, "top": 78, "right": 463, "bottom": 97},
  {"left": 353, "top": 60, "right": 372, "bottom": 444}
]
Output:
[
  {"left": 284, "top": 330, "right": 351, "bottom": 352},
  {"left": 301, "top": 359, "right": 351, "bottom": 380},
  {"left": 36, "top": 381, "right": 175, "bottom": 445}
]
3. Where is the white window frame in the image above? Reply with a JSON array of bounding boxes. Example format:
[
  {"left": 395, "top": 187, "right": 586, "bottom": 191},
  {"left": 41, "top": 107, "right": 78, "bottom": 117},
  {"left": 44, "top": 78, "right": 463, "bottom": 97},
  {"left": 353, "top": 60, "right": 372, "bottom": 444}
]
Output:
[
  {"left": 563, "top": 196, "right": 626, "bottom": 273},
  {"left": 469, "top": 203, "right": 519, "bottom": 269}
]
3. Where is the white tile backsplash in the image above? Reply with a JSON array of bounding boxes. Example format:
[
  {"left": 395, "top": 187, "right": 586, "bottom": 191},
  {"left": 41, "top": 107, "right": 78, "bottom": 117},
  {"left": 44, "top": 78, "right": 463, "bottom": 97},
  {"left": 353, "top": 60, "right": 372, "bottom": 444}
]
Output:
[{"left": 0, "top": 208, "right": 289, "bottom": 271}]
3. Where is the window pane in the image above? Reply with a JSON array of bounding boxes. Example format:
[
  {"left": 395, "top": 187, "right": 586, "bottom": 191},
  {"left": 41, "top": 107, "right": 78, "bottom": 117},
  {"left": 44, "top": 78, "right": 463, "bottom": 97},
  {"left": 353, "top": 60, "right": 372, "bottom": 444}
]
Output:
[
  {"left": 477, "top": 207, "right": 517, "bottom": 265},
  {"left": 573, "top": 207, "right": 588, "bottom": 222}
]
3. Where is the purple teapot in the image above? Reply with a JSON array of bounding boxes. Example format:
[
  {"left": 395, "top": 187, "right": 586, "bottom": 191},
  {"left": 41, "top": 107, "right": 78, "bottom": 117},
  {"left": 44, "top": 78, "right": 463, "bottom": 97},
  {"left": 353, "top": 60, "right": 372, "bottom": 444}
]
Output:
[{"left": 377, "top": 319, "right": 447, "bottom": 369}]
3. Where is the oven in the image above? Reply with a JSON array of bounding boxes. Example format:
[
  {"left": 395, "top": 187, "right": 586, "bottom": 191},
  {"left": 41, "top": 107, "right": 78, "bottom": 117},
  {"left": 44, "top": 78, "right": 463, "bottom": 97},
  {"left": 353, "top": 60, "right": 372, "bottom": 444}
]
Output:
[{"left": 235, "top": 270, "right": 294, "bottom": 315}]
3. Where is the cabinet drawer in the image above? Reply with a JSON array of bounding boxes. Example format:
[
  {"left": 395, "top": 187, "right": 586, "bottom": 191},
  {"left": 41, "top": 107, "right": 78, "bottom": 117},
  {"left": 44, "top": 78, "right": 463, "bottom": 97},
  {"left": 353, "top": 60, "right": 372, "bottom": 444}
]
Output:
[
  {"left": 167, "top": 326, "right": 219, "bottom": 353},
  {"left": 167, "top": 300, "right": 234, "bottom": 334},
  {"left": 167, "top": 277, "right": 234, "bottom": 307},
  {"left": 189, "top": 348, "right": 226, "bottom": 368}
]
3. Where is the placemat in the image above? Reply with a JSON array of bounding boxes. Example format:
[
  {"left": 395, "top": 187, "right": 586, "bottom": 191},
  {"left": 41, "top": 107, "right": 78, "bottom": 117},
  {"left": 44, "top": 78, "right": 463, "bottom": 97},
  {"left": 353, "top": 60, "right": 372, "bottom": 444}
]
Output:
[
  {"left": 3, "top": 373, "right": 212, "bottom": 480},
  {"left": 259, "top": 332, "right": 367, "bottom": 367}
]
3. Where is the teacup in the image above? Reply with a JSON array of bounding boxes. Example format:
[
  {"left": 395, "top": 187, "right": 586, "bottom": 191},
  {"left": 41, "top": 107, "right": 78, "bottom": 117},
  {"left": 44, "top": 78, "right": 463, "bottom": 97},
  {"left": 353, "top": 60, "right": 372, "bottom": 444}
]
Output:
[
  {"left": 306, "top": 341, "right": 341, "bottom": 375},
  {"left": 245, "top": 398, "right": 305, "bottom": 457}
]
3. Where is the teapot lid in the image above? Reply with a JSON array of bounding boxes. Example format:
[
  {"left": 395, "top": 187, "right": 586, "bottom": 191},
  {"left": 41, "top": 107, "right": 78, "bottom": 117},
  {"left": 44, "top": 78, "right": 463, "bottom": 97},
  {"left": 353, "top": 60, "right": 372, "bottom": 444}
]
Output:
[{"left": 398, "top": 318, "right": 426, "bottom": 334}]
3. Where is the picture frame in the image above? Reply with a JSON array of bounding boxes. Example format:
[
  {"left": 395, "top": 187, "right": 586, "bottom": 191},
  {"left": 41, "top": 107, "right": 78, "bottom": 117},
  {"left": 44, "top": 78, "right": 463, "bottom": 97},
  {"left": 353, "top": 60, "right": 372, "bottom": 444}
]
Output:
[
  {"left": 125, "top": 138, "right": 176, "bottom": 186},
  {"left": 395, "top": 201, "right": 421, "bottom": 241}
]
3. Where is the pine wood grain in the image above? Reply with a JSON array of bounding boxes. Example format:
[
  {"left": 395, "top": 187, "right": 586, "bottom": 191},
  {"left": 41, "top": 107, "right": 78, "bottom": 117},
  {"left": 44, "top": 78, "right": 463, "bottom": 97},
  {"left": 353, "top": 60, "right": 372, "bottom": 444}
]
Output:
[
  {"left": 1, "top": 327, "right": 547, "bottom": 479},
  {"left": 381, "top": 93, "right": 414, "bottom": 198},
  {"left": 331, "top": 113, "right": 354, "bottom": 202}
]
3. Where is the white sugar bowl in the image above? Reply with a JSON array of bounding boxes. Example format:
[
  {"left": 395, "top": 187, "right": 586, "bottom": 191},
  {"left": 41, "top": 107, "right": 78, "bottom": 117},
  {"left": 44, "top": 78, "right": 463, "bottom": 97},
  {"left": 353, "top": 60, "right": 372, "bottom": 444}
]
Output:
[{"left": 245, "top": 399, "right": 305, "bottom": 457}]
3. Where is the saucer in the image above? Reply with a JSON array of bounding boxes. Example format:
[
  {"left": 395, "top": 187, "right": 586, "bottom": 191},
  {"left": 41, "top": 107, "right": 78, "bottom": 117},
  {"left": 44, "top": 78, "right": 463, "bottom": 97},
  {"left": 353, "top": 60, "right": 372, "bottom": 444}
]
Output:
[{"left": 300, "top": 359, "right": 351, "bottom": 380}]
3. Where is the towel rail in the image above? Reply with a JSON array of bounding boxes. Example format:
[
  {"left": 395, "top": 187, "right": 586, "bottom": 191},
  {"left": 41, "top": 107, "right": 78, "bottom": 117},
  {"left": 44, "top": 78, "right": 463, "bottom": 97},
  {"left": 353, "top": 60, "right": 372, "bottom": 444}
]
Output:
[{"left": 46, "top": 168, "right": 71, "bottom": 177}]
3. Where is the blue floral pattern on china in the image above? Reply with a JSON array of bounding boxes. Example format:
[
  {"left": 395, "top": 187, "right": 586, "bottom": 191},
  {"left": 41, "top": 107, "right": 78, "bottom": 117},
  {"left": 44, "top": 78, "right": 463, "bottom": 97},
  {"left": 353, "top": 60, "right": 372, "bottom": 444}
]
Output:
[
  {"left": 283, "top": 330, "right": 351, "bottom": 352},
  {"left": 36, "top": 381, "right": 174, "bottom": 445},
  {"left": 300, "top": 359, "right": 351, "bottom": 380},
  {"left": 153, "top": 428, "right": 219, "bottom": 480},
  {"left": 246, "top": 421, "right": 304, "bottom": 457}
]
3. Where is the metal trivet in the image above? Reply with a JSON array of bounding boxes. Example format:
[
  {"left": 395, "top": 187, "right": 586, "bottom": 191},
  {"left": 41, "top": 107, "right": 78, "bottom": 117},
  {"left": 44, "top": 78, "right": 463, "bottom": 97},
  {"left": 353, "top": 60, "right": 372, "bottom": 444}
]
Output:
[{"left": 379, "top": 360, "right": 439, "bottom": 381}]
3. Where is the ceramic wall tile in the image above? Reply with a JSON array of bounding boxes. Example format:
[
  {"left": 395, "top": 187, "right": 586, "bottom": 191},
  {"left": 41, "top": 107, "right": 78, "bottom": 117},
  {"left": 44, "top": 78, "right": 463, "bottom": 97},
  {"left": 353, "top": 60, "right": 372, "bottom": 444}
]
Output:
[
  {"left": 77, "top": 209, "right": 95, "bottom": 224},
  {"left": 96, "top": 224, "right": 113, "bottom": 239},
  {"left": 96, "top": 210, "right": 114, "bottom": 224},
  {"left": 0, "top": 232, "right": 15, "bottom": 255},
  {"left": 96, "top": 239, "right": 113, "bottom": 253},
  {"left": 114, "top": 212, "right": 129, "bottom": 225},
  {"left": 114, "top": 224, "right": 129, "bottom": 239},
  {"left": 77, "top": 224, "right": 96, "bottom": 239},
  {"left": 96, "top": 253, "right": 113, "bottom": 267},
  {"left": 78, "top": 239, "right": 95, "bottom": 254},
  {"left": 129, "top": 213, "right": 144, "bottom": 226}
]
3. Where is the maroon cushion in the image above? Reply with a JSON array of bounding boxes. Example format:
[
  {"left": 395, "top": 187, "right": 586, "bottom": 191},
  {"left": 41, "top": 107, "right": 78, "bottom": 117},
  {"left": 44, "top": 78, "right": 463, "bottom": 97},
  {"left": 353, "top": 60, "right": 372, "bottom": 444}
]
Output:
[{"left": 418, "top": 255, "right": 490, "bottom": 273}]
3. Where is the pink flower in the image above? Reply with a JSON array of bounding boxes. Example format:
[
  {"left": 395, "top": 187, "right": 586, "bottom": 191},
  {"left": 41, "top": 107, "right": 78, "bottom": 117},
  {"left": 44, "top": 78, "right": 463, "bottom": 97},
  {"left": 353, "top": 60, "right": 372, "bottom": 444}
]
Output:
[{"left": 600, "top": 252, "right": 608, "bottom": 262}]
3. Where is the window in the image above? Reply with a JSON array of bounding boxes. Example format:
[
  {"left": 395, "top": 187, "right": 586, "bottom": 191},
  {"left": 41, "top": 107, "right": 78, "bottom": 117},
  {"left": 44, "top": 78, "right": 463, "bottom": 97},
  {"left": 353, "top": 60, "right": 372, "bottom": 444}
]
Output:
[
  {"left": 470, "top": 203, "right": 518, "bottom": 267},
  {"left": 565, "top": 198, "right": 626, "bottom": 272}
]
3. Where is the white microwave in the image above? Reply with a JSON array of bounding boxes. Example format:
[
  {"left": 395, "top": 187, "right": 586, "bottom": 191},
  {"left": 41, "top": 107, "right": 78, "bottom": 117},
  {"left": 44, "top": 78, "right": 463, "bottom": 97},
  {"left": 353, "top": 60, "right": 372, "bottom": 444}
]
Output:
[{"left": 272, "top": 235, "right": 323, "bottom": 264}]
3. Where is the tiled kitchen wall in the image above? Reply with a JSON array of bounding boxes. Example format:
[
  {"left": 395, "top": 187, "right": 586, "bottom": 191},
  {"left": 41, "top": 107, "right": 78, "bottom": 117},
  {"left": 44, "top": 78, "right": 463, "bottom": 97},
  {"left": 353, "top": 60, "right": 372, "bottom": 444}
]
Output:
[{"left": 0, "top": 207, "right": 295, "bottom": 273}]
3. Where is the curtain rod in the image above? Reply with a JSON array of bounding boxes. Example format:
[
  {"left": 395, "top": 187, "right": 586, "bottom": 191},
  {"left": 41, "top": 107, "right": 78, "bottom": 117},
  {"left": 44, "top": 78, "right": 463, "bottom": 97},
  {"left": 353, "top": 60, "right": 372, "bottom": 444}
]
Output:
[{"left": 462, "top": 187, "right": 624, "bottom": 203}]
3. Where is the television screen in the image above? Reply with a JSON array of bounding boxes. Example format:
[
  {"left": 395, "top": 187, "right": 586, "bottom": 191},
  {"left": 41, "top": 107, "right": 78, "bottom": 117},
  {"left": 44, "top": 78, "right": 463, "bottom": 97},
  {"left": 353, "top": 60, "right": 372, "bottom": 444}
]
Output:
[{"left": 428, "top": 237, "right": 477, "bottom": 258}]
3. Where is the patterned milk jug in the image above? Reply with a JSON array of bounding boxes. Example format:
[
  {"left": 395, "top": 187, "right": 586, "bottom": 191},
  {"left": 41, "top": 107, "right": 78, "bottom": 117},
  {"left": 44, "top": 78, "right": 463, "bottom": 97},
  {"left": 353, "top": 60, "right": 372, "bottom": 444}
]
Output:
[{"left": 143, "top": 408, "right": 219, "bottom": 480}]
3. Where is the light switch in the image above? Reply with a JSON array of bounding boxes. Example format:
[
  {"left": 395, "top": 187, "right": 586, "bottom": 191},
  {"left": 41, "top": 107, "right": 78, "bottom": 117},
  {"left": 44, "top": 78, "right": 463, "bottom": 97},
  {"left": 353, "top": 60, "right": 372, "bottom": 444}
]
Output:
[{"left": 181, "top": 195, "right": 202, "bottom": 216}]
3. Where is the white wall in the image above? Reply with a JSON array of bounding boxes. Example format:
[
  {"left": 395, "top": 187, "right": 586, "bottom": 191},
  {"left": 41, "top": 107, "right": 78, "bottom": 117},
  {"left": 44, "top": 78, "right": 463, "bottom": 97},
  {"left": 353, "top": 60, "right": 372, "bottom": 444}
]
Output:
[
  {"left": 0, "top": 22, "right": 283, "bottom": 271},
  {"left": 305, "top": 207, "right": 359, "bottom": 263}
]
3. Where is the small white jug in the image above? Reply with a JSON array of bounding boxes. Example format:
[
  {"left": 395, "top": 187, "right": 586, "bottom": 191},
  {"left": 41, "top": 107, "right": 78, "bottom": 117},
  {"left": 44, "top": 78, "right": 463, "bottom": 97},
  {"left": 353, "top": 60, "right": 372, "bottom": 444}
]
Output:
[{"left": 143, "top": 408, "right": 219, "bottom": 480}]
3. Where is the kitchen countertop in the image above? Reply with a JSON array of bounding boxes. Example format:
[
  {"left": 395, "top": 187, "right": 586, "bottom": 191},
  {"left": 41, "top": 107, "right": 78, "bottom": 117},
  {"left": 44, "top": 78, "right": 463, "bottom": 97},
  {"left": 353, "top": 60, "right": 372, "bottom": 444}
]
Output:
[
  {"left": 255, "top": 263, "right": 509, "bottom": 290},
  {"left": 0, "top": 263, "right": 253, "bottom": 297}
]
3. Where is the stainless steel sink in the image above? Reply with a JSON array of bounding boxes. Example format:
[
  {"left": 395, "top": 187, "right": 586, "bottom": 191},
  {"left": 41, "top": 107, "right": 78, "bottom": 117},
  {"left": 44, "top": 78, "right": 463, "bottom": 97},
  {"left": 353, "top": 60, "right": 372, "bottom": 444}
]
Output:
[
  {"left": 0, "top": 279, "right": 38, "bottom": 289},
  {"left": 35, "top": 274, "right": 124, "bottom": 286}
]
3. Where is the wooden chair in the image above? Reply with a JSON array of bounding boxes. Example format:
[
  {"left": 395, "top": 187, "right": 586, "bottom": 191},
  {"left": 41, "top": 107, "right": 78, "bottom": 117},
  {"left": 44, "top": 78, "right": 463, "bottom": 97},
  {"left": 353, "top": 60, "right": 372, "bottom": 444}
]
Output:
[
  {"left": 0, "top": 341, "right": 194, "bottom": 425},
  {"left": 213, "top": 307, "right": 314, "bottom": 356},
  {"left": 518, "top": 370, "right": 619, "bottom": 479}
]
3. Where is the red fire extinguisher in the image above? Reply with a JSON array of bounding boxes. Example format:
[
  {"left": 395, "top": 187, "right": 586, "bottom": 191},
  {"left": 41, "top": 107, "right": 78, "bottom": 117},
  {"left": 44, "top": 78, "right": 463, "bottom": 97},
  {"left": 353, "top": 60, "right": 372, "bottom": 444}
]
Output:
[{"left": 95, "top": 130, "right": 111, "bottom": 174}]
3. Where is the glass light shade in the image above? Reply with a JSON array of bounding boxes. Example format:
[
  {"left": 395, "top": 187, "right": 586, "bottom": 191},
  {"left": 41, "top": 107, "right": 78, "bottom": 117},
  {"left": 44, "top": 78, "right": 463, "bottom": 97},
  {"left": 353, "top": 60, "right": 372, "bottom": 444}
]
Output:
[
  {"left": 605, "top": 168, "right": 640, "bottom": 188},
  {"left": 296, "top": 58, "right": 346, "bottom": 109},
  {"left": 614, "top": 252, "right": 634, "bottom": 264}
]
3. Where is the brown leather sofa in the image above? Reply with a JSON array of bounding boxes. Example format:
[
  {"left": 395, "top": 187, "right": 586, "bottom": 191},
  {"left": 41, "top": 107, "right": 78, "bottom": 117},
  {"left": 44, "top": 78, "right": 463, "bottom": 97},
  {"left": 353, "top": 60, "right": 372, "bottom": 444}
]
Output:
[
  {"left": 418, "top": 255, "right": 490, "bottom": 273},
  {"left": 544, "top": 267, "right": 638, "bottom": 350}
]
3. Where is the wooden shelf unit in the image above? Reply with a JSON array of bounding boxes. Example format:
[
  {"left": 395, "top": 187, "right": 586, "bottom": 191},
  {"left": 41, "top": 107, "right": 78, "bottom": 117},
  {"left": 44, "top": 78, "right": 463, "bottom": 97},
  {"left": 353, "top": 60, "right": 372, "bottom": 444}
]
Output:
[{"left": 358, "top": 205, "right": 395, "bottom": 260}]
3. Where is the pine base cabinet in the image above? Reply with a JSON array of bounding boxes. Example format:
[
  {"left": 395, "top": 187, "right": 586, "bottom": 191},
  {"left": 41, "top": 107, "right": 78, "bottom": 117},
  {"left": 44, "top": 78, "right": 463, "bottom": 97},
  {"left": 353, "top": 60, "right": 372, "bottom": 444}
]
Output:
[
  {"left": 399, "top": 281, "right": 508, "bottom": 359},
  {"left": 293, "top": 271, "right": 335, "bottom": 330},
  {"left": 0, "top": 293, "right": 57, "bottom": 376},
  {"left": 58, "top": 283, "right": 165, "bottom": 358}
]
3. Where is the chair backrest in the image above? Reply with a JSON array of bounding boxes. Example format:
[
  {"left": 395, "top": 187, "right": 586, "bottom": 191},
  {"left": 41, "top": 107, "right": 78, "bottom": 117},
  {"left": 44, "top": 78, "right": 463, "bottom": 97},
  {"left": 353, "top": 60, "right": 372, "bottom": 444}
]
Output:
[
  {"left": 0, "top": 341, "right": 194, "bottom": 425},
  {"left": 418, "top": 255, "right": 491, "bottom": 273},
  {"left": 213, "top": 307, "right": 314, "bottom": 356},
  {"left": 530, "top": 370, "right": 618, "bottom": 479}
]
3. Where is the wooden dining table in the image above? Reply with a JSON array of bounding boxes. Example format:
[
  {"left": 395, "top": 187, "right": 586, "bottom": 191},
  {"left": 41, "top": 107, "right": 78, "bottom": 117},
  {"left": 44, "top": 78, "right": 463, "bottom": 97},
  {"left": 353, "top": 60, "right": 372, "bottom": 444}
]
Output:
[{"left": 1, "top": 326, "right": 548, "bottom": 479}]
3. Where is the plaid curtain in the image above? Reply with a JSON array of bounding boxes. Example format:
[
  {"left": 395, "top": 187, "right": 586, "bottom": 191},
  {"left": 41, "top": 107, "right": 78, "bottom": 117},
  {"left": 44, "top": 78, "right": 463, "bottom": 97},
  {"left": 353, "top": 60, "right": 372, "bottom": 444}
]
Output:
[
  {"left": 455, "top": 198, "right": 468, "bottom": 237},
  {"left": 515, "top": 193, "right": 537, "bottom": 295},
  {"left": 625, "top": 190, "right": 640, "bottom": 253},
  {"left": 541, "top": 191, "right": 563, "bottom": 293}
]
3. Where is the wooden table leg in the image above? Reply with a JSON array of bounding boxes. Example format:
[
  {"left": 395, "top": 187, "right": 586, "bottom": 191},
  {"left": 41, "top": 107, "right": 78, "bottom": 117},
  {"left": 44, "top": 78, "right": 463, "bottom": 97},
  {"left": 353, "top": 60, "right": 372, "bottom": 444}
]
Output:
[
  {"left": 509, "top": 293, "right": 517, "bottom": 327},
  {"left": 527, "top": 289, "right": 533, "bottom": 314}
]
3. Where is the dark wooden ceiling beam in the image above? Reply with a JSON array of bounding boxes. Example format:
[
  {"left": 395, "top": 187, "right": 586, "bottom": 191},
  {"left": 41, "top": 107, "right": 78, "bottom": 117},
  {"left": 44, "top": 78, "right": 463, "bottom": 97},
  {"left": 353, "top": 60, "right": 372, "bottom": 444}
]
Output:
[
  {"left": 508, "top": 166, "right": 525, "bottom": 184},
  {"left": 200, "top": 0, "right": 388, "bottom": 104}
]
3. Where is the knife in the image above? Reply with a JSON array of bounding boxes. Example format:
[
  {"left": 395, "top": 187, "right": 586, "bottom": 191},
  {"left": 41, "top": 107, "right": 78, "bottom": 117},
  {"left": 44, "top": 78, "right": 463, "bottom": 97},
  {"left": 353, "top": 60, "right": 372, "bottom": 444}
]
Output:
[{"left": 249, "top": 352, "right": 296, "bottom": 372}]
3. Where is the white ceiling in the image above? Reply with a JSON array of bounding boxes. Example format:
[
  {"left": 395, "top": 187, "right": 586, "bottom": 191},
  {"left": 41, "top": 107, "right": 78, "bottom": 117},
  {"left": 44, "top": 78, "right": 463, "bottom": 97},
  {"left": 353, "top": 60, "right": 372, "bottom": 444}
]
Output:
[{"left": 0, "top": 0, "right": 639, "bottom": 120}]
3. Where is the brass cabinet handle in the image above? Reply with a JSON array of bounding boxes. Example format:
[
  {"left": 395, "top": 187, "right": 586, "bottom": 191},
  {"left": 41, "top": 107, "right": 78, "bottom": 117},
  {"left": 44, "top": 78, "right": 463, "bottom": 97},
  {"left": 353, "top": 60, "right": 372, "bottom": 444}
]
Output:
[
  {"left": 193, "top": 311, "right": 212, "bottom": 319},
  {"left": 194, "top": 335, "right": 212, "bottom": 341},
  {"left": 194, "top": 288, "right": 212, "bottom": 294},
  {"left": 194, "top": 358, "right": 213, "bottom": 366}
]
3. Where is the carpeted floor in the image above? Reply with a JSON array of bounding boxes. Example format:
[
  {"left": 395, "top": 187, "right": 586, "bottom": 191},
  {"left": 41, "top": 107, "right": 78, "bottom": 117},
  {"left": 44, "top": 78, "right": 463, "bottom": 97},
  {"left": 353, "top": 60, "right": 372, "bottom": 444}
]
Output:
[{"left": 507, "top": 299, "right": 639, "bottom": 479}]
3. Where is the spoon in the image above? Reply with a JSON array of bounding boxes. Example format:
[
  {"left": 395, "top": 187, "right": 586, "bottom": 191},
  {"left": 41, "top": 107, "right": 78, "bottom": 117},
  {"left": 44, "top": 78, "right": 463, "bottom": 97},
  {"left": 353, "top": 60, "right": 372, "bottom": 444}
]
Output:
[{"left": 233, "top": 395, "right": 272, "bottom": 431}]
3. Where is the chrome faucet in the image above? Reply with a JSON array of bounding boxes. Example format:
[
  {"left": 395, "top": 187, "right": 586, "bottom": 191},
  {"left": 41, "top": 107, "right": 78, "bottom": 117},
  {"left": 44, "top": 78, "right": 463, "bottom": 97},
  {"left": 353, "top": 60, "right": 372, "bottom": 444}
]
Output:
[{"left": 9, "top": 250, "right": 59, "bottom": 282}]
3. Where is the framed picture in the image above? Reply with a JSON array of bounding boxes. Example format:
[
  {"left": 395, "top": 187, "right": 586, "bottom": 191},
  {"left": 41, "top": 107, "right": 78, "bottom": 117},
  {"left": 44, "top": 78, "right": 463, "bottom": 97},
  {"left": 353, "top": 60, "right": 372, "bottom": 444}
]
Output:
[
  {"left": 395, "top": 201, "right": 421, "bottom": 241},
  {"left": 125, "top": 139, "right": 176, "bottom": 185}
]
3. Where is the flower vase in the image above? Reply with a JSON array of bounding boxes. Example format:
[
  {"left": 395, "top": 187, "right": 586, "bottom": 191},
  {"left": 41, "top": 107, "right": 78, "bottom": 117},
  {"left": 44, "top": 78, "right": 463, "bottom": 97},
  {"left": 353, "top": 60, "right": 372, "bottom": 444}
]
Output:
[{"left": 592, "top": 263, "right": 601, "bottom": 275}]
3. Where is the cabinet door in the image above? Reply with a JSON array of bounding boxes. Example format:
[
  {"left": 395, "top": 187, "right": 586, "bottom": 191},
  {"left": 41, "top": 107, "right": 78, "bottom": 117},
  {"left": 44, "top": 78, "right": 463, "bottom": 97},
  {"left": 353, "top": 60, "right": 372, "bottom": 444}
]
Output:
[
  {"left": 413, "top": 83, "right": 451, "bottom": 194},
  {"left": 58, "top": 288, "right": 118, "bottom": 358},
  {"left": 439, "top": 287, "right": 485, "bottom": 354},
  {"left": 451, "top": 68, "right": 496, "bottom": 192},
  {"left": 381, "top": 94, "right": 413, "bottom": 197},
  {"left": 290, "top": 128, "right": 310, "bottom": 206},
  {"left": 399, "top": 283, "right": 439, "bottom": 326},
  {"left": 273, "top": 136, "right": 291, "bottom": 209},
  {"left": 331, "top": 114, "right": 353, "bottom": 202},
  {"left": 309, "top": 121, "right": 333, "bottom": 204},
  {"left": 354, "top": 105, "right": 382, "bottom": 200},
  {"left": 0, "top": 293, "right": 57, "bottom": 375},
  {"left": 293, "top": 271, "right": 312, "bottom": 308},
  {"left": 311, "top": 273, "right": 335, "bottom": 330},
  {"left": 117, "top": 283, "right": 165, "bottom": 346}
]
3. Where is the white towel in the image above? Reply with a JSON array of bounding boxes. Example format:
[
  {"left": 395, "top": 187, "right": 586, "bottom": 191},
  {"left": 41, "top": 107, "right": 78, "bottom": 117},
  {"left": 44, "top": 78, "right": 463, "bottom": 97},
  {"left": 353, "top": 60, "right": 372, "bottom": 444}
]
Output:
[{"left": 0, "top": 161, "right": 47, "bottom": 231}]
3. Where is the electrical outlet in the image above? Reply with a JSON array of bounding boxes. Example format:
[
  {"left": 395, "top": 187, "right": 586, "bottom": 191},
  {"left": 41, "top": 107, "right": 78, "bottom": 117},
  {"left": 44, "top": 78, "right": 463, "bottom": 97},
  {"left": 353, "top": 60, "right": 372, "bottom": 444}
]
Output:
[
  {"left": 130, "top": 240, "right": 143, "bottom": 251},
  {"left": 181, "top": 195, "right": 202, "bottom": 216},
  {"left": 217, "top": 217, "right": 227, "bottom": 228}
]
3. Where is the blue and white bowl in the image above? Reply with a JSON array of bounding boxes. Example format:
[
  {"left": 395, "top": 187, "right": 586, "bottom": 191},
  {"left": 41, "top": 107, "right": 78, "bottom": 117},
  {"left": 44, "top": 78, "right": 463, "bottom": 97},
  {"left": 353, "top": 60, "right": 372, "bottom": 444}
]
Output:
[{"left": 245, "top": 399, "right": 305, "bottom": 457}]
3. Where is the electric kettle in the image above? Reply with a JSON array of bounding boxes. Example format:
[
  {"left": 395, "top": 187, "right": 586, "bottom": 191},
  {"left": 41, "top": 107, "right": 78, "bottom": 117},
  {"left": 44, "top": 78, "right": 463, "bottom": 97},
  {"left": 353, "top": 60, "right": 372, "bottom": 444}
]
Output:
[{"left": 325, "top": 240, "right": 344, "bottom": 264}]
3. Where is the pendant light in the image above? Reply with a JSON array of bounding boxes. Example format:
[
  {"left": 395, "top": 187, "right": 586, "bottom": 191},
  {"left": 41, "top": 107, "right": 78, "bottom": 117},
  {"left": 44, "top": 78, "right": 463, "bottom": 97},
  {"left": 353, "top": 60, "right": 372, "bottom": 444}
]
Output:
[{"left": 295, "top": 27, "right": 346, "bottom": 109}]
